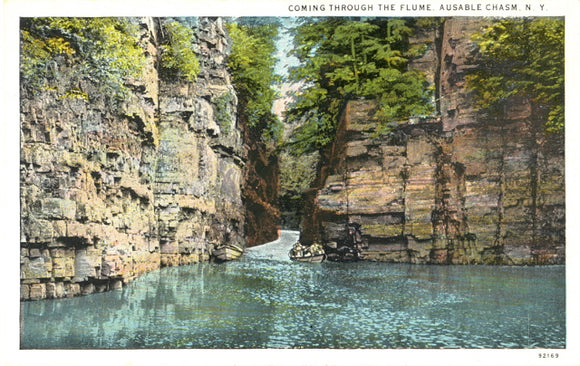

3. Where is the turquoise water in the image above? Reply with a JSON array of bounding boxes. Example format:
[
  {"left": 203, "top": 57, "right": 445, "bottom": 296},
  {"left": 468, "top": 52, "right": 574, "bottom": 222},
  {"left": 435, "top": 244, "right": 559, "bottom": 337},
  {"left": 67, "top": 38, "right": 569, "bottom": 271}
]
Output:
[{"left": 21, "top": 231, "right": 565, "bottom": 349}]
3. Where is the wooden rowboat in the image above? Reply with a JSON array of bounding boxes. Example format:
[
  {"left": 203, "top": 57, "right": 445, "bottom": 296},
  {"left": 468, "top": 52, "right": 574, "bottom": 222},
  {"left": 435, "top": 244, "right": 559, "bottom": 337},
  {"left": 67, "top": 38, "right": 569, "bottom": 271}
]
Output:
[
  {"left": 289, "top": 241, "right": 326, "bottom": 263},
  {"left": 212, "top": 244, "right": 244, "bottom": 262},
  {"left": 289, "top": 252, "right": 326, "bottom": 263}
]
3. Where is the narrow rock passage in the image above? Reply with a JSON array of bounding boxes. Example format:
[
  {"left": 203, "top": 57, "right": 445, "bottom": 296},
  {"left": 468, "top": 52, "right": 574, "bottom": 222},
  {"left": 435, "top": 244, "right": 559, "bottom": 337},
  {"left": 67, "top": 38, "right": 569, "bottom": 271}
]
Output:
[{"left": 244, "top": 230, "right": 299, "bottom": 262}]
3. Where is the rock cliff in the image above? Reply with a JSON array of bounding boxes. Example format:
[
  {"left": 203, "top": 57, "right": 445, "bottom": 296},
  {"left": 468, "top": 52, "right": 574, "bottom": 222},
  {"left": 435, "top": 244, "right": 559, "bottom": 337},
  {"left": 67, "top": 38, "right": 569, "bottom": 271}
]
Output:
[
  {"left": 20, "top": 17, "right": 262, "bottom": 301},
  {"left": 242, "top": 131, "right": 280, "bottom": 247},
  {"left": 300, "top": 18, "right": 565, "bottom": 265}
]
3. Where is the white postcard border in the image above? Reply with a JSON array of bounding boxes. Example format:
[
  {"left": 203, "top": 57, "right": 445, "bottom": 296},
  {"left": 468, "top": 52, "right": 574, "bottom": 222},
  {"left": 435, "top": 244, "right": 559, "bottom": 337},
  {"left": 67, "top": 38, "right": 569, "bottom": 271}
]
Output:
[{"left": 1, "top": 0, "right": 578, "bottom": 365}]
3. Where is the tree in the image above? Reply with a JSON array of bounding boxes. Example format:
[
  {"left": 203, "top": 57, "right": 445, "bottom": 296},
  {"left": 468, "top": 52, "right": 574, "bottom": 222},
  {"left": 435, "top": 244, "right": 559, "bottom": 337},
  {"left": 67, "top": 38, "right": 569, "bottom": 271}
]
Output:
[
  {"left": 466, "top": 17, "right": 564, "bottom": 132},
  {"left": 285, "top": 17, "right": 433, "bottom": 155},
  {"left": 20, "top": 17, "right": 145, "bottom": 102},
  {"left": 226, "top": 21, "right": 282, "bottom": 143},
  {"left": 159, "top": 20, "right": 201, "bottom": 82}
]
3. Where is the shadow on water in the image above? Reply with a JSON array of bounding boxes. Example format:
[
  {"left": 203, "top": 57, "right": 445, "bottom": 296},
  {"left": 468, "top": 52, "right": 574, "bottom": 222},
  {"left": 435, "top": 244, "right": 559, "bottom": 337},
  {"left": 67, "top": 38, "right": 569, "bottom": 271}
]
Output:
[{"left": 21, "top": 231, "right": 565, "bottom": 349}]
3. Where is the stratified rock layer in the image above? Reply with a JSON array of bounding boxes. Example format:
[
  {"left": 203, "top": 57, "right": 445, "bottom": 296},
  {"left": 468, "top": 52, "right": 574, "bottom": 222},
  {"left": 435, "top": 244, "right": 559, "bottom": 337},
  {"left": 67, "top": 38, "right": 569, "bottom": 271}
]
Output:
[
  {"left": 20, "top": 17, "right": 250, "bottom": 300},
  {"left": 301, "top": 18, "right": 564, "bottom": 265},
  {"left": 304, "top": 99, "right": 564, "bottom": 265}
]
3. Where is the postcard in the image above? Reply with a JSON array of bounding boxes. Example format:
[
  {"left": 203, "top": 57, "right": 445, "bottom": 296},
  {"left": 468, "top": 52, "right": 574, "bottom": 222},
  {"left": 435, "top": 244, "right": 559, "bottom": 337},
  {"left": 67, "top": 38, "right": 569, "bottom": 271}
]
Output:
[{"left": 2, "top": 0, "right": 579, "bottom": 365}]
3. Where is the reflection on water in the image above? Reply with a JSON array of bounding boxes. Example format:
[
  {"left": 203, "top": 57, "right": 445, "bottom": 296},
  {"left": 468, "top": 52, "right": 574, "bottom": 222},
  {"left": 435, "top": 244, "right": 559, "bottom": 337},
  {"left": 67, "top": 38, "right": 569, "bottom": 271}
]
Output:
[{"left": 21, "top": 231, "right": 565, "bottom": 349}]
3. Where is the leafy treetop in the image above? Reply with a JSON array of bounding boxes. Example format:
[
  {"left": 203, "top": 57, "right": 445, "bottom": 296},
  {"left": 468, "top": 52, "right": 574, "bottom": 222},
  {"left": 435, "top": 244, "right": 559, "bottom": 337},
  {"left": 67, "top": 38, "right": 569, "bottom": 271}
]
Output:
[
  {"left": 286, "top": 17, "right": 433, "bottom": 155},
  {"left": 226, "top": 21, "right": 282, "bottom": 144},
  {"left": 466, "top": 17, "right": 564, "bottom": 132}
]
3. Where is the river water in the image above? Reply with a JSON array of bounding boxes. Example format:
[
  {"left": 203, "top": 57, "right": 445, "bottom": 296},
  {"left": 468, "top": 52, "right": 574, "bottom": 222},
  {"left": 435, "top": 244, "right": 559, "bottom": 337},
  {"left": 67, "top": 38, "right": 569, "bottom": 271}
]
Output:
[{"left": 21, "top": 230, "right": 565, "bottom": 349}]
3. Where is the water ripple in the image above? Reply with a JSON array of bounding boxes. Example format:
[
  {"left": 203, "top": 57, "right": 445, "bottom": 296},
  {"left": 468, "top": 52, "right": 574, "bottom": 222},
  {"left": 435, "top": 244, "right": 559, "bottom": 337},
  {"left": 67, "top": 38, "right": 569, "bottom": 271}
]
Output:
[{"left": 21, "top": 231, "right": 565, "bottom": 349}]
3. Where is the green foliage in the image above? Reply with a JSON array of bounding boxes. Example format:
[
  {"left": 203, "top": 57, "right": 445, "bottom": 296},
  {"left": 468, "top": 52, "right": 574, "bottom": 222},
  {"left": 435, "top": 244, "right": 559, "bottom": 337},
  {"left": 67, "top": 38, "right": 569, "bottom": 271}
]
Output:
[
  {"left": 20, "top": 17, "right": 145, "bottom": 101},
  {"left": 466, "top": 17, "right": 564, "bottom": 132},
  {"left": 279, "top": 150, "right": 319, "bottom": 201},
  {"left": 226, "top": 22, "right": 282, "bottom": 143},
  {"left": 160, "top": 21, "right": 200, "bottom": 82},
  {"left": 215, "top": 92, "right": 233, "bottom": 134},
  {"left": 58, "top": 87, "right": 89, "bottom": 100},
  {"left": 414, "top": 17, "right": 446, "bottom": 30},
  {"left": 286, "top": 18, "right": 433, "bottom": 155},
  {"left": 279, "top": 150, "right": 319, "bottom": 222}
]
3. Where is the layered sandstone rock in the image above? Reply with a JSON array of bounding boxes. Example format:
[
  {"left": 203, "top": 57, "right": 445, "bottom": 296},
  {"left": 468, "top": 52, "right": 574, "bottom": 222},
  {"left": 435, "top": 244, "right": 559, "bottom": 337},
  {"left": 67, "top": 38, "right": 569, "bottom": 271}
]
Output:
[
  {"left": 438, "top": 17, "right": 489, "bottom": 131},
  {"left": 303, "top": 99, "right": 564, "bottom": 265},
  {"left": 155, "top": 17, "right": 246, "bottom": 266},
  {"left": 301, "top": 17, "right": 565, "bottom": 265},
  {"left": 20, "top": 17, "right": 251, "bottom": 300}
]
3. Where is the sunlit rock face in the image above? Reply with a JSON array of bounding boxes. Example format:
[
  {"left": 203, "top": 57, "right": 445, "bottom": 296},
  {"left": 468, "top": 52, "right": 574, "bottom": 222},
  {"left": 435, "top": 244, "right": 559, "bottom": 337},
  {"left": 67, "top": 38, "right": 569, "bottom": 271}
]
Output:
[
  {"left": 20, "top": 17, "right": 252, "bottom": 300},
  {"left": 303, "top": 98, "right": 564, "bottom": 265},
  {"left": 155, "top": 17, "right": 245, "bottom": 268},
  {"left": 301, "top": 18, "right": 564, "bottom": 265}
]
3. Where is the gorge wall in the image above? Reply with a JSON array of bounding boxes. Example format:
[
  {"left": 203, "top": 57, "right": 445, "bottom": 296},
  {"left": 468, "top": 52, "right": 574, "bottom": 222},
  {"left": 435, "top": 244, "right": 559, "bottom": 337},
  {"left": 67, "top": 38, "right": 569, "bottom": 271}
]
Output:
[
  {"left": 243, "top": 131, "right": 280, "bottom": 247},
  {"left": 20, "top": 17, "right": 277, "bottom": 301},
  {"left": 301, "top": 18, "right": 565, "bottom": 265}
]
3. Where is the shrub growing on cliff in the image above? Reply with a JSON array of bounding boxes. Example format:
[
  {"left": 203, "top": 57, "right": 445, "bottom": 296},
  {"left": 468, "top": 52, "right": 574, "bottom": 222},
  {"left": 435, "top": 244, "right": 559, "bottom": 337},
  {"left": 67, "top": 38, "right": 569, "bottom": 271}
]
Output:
[
  {"left": 160, "top": 20, "right": 201, "bottom": 82},
  {"left": 215, "top": 92, "right": 233, "bottom": 134},
  {"left": 285, "top": 17, "right": 433, "bottom": 155},
  {"left": 20, "top": 17, "right": 145, "bottom": 101},
  {"left": 226, "top": 21, "right": 282, "bottom": 143},
  {"left": 466, "top": 17, "right": 564, "bottom": 132}
]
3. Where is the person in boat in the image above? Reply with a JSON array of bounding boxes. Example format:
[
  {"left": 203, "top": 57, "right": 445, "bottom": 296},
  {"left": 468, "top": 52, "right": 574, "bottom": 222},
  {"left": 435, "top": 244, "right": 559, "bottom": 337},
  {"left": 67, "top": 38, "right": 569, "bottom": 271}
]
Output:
[
  {"left": 310, "top": 242, "right": 325, "bottom": 256},
  {"left": 290, "top": 242, "right": 305, "bottom": 258},
  {"left": 303, "top": 243, "right": 314, "bottom": 257}
]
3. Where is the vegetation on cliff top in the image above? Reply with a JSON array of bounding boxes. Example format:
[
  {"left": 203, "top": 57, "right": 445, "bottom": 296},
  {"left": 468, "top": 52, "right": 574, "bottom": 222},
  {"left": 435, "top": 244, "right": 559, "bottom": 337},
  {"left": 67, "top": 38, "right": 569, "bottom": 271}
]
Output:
[
  {"left": 226, "top": 21, "right": 282, "bottom": 144},
  {"left": 285, "top": 17, "right": 434, "bottom": 156},
  {"left": 467, "top": 17, "right": 564, "bottom": 132},
  {"left": 21, "top": 18, "right": 203, "bottom": 104},
  {"left": 20, "top": 17, "right": 146, "bottom": 102},
  {"left": 160, "top": 20, "right": 201, "bottom": 82}
]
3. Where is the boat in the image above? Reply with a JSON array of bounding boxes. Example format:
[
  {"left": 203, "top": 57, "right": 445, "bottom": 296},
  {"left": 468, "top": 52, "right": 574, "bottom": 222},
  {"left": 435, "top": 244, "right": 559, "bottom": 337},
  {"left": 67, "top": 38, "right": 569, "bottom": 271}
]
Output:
[
  {"left": 289, "top": 252, "right": 326, "bottom": 263},
  {"left": 288, "top": 241, "right": 326, "bottom": 263},
  {"left": 212, "top": 244, "right": 244, "bottom": 262}
]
